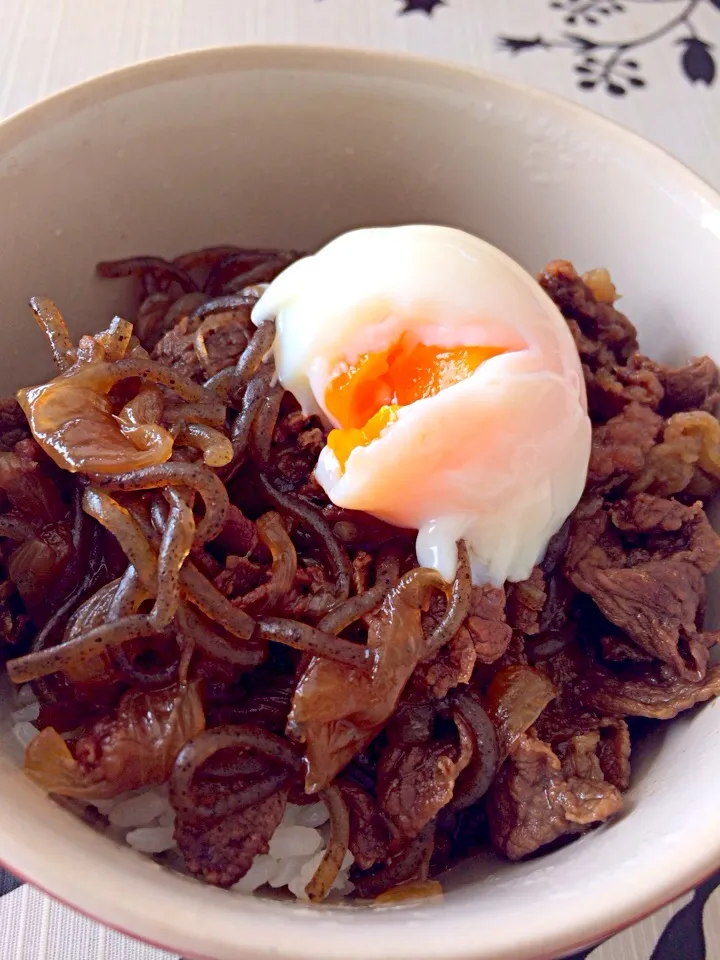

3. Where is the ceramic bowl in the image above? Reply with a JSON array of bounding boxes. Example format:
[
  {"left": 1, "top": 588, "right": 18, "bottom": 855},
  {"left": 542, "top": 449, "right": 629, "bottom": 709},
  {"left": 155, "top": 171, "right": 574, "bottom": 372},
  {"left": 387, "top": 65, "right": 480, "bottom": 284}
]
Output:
[{"left": 0, "top": 45, "right": 719, "bottom": 960}]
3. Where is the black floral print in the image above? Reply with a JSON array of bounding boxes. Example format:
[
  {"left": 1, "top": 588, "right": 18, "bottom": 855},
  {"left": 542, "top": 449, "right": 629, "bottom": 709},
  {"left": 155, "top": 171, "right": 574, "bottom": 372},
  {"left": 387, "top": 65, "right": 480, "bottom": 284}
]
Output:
[
  {"left": 498, "top": 0, "right": 718, "bottom": 95},
  {"left": 398, "top": 0, "right": 446, "bottom": 12}
]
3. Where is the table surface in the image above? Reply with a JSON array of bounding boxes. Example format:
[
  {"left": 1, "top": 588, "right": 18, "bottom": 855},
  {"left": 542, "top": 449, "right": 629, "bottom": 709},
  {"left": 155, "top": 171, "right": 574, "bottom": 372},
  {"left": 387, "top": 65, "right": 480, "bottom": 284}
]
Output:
[{"left": 0, "top": 2, "right": 719, "bottom": 959}]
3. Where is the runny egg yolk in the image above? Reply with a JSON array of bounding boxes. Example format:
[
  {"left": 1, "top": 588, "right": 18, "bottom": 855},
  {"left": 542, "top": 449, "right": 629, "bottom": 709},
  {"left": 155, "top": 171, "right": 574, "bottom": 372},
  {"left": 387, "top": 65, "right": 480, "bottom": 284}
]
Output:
[{"left": 325, "top": 336, "right": 504, "bottom": 469}]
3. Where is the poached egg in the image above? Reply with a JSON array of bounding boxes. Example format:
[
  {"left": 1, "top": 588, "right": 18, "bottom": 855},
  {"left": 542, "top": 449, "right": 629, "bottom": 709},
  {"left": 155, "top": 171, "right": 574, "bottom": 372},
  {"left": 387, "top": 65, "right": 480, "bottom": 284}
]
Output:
[{"left": 252, "top": 225, "right": 591, "bottom": 585}]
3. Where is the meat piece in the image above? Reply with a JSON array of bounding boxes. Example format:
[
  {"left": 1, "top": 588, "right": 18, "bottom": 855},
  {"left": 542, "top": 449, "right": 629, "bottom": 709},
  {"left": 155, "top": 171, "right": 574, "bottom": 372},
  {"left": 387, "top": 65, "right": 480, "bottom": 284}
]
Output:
[
  {"left": 588, "top": 662, "right": 720, "bottom": 719},
  {"left": 214, "top": 506, "right": 258, "bottom": 557},
  {"left": 538, "top": 260, "right": 638, "bottom": 368},
  {"left": 0, "top": 449, "right": 67, "bottom": 523},
  {"left": 609, "top": 495, "right": 720, "bottom": 574},
  {"left": 566, "top": 494, "right": 720, "bottom": 679},
  {"left": 596, "top": 718, "right": 631, "bottom": 791},
  {"left": 506, "top": 567, "right": 546, "bottom": 636},
  {"left": 377, "top": 735, "right": 471, "bottom": 840},
  {"left": 486, "top": 733, "right": 622, "bottom": 860},
  {"left": 175, "top": 789, "right": 288, "bottom": 887},
  {"left": 639, "top": 355, "right": 720, "bottom": 416},
  {"left": 599, "top": 632, "right": 654, "bottom": 663},
  {"left": 211, "top": 672, "right": 296, "bottom": 732},
  {"left": 273, "top": 409, "right": 328, "bottom": 489},
  {"left": 465, "top": 584, "right": 513, "bottom": 663},
  {"left": 213, "top": 555, "right": 267, "bottom": 599},
  {"left": 575, "top": 559, "right": 707, "bottom": 680},
  {"left": 556, "top": 731, "right": 603, "bottom": 780},
  {"left": 584, "top": 359, "right": 664, "bottom": 423},
  {"left": 280, "top": 561, "right": 337, "bottom": 619},
  {"left": 587, "top": 403, "right": 664, "bottom": 494},
  {"left": 563, "top": 497, "right": 624, "bottom": 583},
  {"left": 0, "top": 579, "right": 31, "bottom": 662},
  {"left": 339, "top": 781, "right": 393, "bottom": 870},
  {"left": 152, "top": 311, "right": 251, "bottom": 382},
  {"left": 418, "top": 626, "right": 476, "bottom": 698},
  {"left": 352, "top": 550, "right": 374, "bottom": 595},
  {"left": 0, "top": 398, "right": 30, "bottom": 452}
]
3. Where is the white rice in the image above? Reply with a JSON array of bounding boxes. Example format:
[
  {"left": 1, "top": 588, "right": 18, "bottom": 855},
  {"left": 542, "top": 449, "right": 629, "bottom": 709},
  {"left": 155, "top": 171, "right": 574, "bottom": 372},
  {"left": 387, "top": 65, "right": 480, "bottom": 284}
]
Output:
[
  {"left": 89, "top": 790, "right": 355, "bottom": 899},
  {"left": 9, "top": 686, "right": 354, "bottom": 900}
]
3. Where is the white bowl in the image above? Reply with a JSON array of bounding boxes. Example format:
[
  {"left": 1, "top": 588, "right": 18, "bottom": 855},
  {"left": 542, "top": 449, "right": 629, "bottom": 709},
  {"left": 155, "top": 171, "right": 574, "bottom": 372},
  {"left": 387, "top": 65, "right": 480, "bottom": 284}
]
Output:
[{"left": 0, "top": 45, "right": 720, "bottom": 960}]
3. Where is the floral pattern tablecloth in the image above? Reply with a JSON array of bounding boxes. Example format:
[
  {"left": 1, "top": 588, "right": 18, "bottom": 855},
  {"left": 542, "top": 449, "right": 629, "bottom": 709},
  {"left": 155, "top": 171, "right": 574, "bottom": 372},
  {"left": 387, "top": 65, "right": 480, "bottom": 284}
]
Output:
[{"left": 0, "top": 1, "right": 719, "bottom": 958}]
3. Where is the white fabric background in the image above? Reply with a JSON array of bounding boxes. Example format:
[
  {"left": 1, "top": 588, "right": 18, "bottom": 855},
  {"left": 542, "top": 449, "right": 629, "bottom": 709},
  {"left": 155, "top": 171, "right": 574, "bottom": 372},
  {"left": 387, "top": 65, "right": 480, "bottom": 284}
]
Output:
[{"left": 0, "top": 1, "right": 718, "bottom": 958}]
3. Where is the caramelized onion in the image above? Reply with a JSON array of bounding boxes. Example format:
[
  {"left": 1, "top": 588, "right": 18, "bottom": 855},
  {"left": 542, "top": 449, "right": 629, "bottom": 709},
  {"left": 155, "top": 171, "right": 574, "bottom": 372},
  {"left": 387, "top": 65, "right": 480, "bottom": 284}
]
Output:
[
  {"left": 19, "top": 364, "right": 175, "bottom": 474},
  {"left": 485, "top": 665, "right": 557, "bottom": 761},
  {"left": 82, "top": 489, "right": 158, "bottom": 593},
  {"left": 289, "top": 566, "right": 446, "bottom": 792},
  {"left": 177, "top": 424, "right": 233, "bottom": 468},
  {"left": 119, "top": 385, "right": 164, "bottom": 429},
  {"left": 25, "top": 682, "right": 204, "bottom": 799},
  {"left": 243, "top": 512, "right": 297, "bottom": 609},
  {"left": 372, "top": 880, "right": 443, "bottom": 905},
  {"left": 0, "top": 515, "right": 35, "bottom": 541},
  {"left": 305, "top": 785, "right": 350, "bottom": 902}
]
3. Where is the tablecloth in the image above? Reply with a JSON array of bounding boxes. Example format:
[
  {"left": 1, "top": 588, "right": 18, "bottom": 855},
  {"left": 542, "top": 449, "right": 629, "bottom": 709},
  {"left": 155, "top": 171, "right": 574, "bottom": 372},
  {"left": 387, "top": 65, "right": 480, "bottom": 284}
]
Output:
[{"left": 0, "top": 1, "right": 719, "bottom": 958}]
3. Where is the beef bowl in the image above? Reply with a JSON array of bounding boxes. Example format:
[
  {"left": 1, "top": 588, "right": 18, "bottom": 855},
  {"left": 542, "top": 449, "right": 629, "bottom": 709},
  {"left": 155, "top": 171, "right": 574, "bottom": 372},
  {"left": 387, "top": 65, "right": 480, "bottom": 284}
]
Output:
[{"left": 0, "top": 45, "right": 719, "bottom": 960}]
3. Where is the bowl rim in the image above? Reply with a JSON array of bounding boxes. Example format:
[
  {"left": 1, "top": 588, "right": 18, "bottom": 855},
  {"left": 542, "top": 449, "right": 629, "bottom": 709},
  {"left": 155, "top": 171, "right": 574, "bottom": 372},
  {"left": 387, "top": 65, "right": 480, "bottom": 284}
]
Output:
[{"left": 1, "top": 41, "right": 720, "bottom": 960}]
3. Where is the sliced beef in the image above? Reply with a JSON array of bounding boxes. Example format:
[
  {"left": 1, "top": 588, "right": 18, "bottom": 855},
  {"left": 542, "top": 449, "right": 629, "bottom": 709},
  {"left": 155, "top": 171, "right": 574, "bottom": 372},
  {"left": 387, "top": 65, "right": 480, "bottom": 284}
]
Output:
[
  {"left": 506, "top": 566, "right": 546, "bottom": 636},
  {"left": 152, "top": 308, "right": 251, "bottom": 382},
  {"left": 587, "top": 403, "right": 664, "bottom": 494},
  {"left": 419, "top": 626, "right": 477, "bottom": 698},
  {"left": 588, "top": 662, "right": 720, "bottom": 719},
  {"left": 174, "top": 789, "right": 288, "bottom": 887},
  {"left": 339, "top": 781, "right": 393, "bottom": 870},
  {"left": 487, "top": 733, "right": 622, "bottom": 860},
  {"left": 377, "top": 734, "right": 471, "bottom": 841},
  {"left": 639, "top": 355, "right": 720, "bottom": 416},
  {"left": 465, "top": 584, "right": 513, "bottom": 664},
  {"left": 539, "top": 259, "right": 638, "bottom": 369},
  {"left": 584, "top": 358, "right": 664, "bottom": 423},
  {"left": 609, "top": 495, "right": 720, "bottom": 573},
  {"left": 0, "top": 398, "right": 30, "bottom": 452},
  {"left": 596, "top": 718, "right": 631, "bottom": 791},
  {"left": 573, "top": 559, "right": 707, "bottom": 680},
  {"left": 565, "top": 494, "right": 720, "bottom": 679}
]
